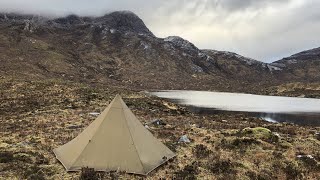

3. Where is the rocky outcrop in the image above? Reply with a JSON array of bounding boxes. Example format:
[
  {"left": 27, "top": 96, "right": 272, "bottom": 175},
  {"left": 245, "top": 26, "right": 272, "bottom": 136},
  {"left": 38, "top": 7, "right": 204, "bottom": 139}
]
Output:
[{"left": 94, "top": 11, "right": 154, "bottom": 36}]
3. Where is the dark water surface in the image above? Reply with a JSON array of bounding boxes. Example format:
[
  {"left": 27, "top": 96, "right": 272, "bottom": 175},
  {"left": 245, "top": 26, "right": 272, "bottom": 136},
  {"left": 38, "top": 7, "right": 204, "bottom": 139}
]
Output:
[{"left": 152, "top": 91, "right": 320, "bottom": 126}]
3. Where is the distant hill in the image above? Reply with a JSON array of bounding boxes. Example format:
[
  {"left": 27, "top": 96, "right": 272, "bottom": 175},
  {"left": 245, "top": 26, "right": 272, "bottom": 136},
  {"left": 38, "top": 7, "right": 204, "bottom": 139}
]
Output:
[{"left": 272, "top": 47, "right": 320, "bottom": 81}]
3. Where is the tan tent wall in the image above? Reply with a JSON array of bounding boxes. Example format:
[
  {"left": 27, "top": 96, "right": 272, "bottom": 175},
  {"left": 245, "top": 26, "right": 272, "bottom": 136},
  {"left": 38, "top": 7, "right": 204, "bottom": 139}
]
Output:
[{"left": 53, "top": 95, "right": 175, "bottom": 175}]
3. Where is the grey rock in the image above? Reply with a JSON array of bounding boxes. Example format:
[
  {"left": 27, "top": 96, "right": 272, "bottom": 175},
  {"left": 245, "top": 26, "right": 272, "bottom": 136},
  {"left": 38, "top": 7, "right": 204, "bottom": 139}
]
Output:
[
  {"left": 149, "top": 119, "right": 166, "bottom": 126},
  {"left": 178, "top": 135, "right": 191, "bottom": 143}
]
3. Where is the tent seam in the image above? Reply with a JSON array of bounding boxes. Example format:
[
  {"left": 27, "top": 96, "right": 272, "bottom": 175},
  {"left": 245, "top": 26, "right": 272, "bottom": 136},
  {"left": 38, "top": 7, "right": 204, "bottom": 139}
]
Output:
[{"left": 122, "top": 107, "right": 146, "bottom": 174}]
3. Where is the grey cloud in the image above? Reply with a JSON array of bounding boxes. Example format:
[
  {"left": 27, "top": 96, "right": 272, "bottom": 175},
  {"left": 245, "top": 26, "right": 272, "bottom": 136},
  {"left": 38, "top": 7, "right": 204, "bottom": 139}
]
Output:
[
  {"left": 0, "top": 0, "right": 160, "bottom": 17},
  {"left": 217, "top": 0, "right": 291, "bottom": 11}
]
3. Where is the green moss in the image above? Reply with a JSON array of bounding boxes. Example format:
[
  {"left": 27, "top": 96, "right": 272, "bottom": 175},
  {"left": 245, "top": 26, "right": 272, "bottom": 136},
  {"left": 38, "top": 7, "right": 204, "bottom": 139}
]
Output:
[{"left": 241, "top": 127, "right": 272, "bottom": 140}]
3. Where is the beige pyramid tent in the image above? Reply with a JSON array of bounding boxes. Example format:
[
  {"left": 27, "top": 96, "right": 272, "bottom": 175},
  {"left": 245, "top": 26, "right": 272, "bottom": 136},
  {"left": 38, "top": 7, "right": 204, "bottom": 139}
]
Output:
[{"left": 53, "top": 95, "right": 175, "bottom": 175}]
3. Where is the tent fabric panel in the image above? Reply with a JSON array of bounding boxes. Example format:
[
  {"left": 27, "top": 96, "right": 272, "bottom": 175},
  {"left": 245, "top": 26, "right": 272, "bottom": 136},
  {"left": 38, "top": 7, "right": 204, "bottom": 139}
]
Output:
[
  {"left": 123, "top": 108, "right": 175, "bottom": 173},
  {"left": 53, "top": 94, "right": 175, "bottom": 175},
  {"left": 72, "top": 108, "right": 145, "bottom": 174}
]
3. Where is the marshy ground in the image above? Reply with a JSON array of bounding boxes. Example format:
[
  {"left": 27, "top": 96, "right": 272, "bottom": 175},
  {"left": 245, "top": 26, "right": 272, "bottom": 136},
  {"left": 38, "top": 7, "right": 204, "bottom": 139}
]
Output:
[{"left": 0, "top": 79, "right": 320, "bottom": 179}]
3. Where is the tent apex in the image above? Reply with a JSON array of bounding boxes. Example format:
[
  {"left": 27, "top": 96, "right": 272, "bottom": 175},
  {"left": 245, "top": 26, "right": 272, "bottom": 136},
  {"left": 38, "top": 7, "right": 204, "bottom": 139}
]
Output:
[{"left": 115, "top": 94, "right": 122, "bottom": 99}]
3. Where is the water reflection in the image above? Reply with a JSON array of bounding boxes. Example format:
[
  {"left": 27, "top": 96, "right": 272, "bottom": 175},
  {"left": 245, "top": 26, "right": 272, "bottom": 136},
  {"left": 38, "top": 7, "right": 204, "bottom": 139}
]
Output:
[
  {"left": 259, "top": 112, "right": 320, "bottom": 126},
  {"left": 152, "top": 91, "right": 320, "bottom": 126}
]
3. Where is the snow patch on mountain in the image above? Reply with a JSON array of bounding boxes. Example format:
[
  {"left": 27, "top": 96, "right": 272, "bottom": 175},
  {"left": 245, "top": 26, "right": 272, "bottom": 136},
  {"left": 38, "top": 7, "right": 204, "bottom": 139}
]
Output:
[
  {"left": 204, "top": 49, "right": 284, "bottom": 71},
  {"left": 267, "top": 64, "right": 282, "bottom": 71},
  {"left": 274, "top": 47, "right": 320, "bottom": 64},
  {"left": 140, "top": 41, "right": 150, "bottom": 50},
  {"left": 164, "top": 36, "right": 216, "bottom": 65},
  {"left": 164, "top": 36, "right": 197, "bottom": 51},
  {"left": 215, "top": 50, "right": 261, "bottom": 66},
  {"left": 110, "top": 29, "right": 116, "bottom": 34},
  {"left": 191, "top": 64, "right": 204, "bottom": 73}
]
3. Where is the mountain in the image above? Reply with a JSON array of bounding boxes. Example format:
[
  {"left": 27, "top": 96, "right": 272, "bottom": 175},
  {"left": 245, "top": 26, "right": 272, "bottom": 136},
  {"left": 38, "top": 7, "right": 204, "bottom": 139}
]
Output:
[
  {"left": 0, "top": 11, "right": 318, "bottom": 92},
  {"left": 272, "top": 47, "right": 320, "bottom": 81},
  {"left": 0, "top": 11, "right": 246, "bottom": 91},
  {"left": 203, "top": 50, "right": 282, "bottom": 81},
  {"left": 0, "top": 11, "right": 222, "bottom": 89}
]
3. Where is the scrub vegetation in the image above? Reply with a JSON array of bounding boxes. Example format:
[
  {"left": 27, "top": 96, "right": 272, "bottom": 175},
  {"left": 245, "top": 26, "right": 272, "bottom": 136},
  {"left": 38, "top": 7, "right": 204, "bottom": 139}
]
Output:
[{"left": 1, "top": 79, "right": 319, "bottom": 179}]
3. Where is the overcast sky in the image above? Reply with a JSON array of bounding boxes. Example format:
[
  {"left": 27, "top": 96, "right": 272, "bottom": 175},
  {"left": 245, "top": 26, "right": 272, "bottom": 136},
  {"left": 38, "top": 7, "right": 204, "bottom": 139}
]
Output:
[{"left": 0, "top": 0, "right": 320, "bottom": 62}]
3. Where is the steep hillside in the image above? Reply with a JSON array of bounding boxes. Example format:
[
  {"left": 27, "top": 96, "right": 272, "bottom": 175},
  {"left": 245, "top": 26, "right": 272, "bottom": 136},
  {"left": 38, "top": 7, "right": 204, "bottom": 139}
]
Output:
[
  {"left": 0, "top": 12, "right": 227, "bottom": 90},
  {"left": 0, "top": 11, "right": 285, "bottom": 92},
  {"left": 0, "top": 11, "right": 319, "bottom": 92}
]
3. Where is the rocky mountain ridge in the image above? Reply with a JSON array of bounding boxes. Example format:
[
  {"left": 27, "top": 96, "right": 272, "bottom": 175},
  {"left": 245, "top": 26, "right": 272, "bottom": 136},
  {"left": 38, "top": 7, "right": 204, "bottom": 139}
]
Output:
[
  {"left": 0, "top": 11, "right": 319, "bottom": 91},
  {"left": 0, "top": 11, "right": 154, "bottom": 36},
  {"left": 272, "top": 47, "right": 320, "bottom": 81}
]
